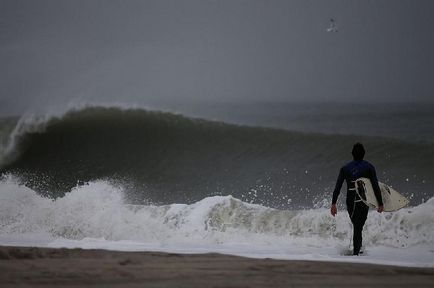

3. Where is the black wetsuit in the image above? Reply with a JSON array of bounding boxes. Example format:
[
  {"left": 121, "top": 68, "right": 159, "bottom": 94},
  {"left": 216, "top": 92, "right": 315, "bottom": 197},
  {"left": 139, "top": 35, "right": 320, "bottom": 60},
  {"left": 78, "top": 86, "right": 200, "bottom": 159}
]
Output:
[{"left": 332, "top": 160, "right": 383, "bottom": 255}]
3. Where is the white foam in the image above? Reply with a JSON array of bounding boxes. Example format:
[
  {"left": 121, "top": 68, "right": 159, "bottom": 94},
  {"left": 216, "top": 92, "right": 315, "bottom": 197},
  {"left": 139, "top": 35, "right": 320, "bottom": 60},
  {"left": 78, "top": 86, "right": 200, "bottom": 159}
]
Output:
[{"left": 0, "top": 176, "right": 433, "bottom": 267}]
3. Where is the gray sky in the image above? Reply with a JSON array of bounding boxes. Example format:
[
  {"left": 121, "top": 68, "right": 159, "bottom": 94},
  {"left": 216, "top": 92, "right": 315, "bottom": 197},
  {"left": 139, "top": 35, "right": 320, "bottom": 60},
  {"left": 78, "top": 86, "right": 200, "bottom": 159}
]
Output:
[{"left": 1, "top": 0, "right": 434, "bottom": 115}]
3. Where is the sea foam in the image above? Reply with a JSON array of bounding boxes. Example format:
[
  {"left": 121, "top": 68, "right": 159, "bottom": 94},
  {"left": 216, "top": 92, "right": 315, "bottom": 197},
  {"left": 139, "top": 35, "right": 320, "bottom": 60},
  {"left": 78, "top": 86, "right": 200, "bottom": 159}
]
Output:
[
  {"left": 0, "top": 176, "right": 432, "bottom": 249},
  {"left": 1, "top": 176, "right": 433, "bottom": 267}
]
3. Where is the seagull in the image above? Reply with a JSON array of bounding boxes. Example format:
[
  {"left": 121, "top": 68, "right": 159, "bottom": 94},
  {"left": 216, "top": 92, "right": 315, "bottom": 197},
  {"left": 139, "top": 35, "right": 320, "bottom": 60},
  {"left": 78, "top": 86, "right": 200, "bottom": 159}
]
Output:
[{"left": 327, "top": 18, "right": 338, "bottom": 33}]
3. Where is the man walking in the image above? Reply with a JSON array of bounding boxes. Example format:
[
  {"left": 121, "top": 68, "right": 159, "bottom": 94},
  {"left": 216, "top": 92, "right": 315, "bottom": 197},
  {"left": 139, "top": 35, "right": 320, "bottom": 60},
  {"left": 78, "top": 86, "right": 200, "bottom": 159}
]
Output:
[{"left": 331, "top": 143, "right": 384, "bottom": 255}]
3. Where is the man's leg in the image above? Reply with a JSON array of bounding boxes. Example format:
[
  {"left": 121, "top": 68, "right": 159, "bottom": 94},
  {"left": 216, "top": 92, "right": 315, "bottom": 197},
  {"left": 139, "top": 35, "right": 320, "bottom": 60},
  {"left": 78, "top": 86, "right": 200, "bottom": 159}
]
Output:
[{"left": 350, "top": 202, "right": 369, "bottom": 255}]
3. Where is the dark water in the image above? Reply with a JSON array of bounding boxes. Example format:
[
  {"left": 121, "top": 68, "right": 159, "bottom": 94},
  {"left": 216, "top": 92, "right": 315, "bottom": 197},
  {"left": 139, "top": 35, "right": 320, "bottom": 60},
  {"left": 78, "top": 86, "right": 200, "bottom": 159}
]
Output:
[
  {"left": 0, "top": 106, "right": 432, "bottom": 208},
  {"left": 159, "top": 101, "right": 434, "bottom": 144}
]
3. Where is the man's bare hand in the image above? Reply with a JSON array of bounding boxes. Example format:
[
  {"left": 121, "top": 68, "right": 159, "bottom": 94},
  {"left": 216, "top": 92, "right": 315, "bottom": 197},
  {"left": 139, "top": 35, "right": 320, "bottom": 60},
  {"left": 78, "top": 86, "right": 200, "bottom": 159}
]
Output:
[
  {"left": 330, "top": 204, "right": 337, "bottom": 217},
  {"left": 377, "top": 205, "right": 384, "bottom": 213}
]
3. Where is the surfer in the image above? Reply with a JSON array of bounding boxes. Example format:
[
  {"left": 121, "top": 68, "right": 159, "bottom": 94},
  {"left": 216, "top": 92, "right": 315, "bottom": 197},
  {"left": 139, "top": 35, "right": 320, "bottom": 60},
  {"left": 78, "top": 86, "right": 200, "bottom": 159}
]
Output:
[{"left": 330, "top": 143, "right": 383, "bottom": 255}]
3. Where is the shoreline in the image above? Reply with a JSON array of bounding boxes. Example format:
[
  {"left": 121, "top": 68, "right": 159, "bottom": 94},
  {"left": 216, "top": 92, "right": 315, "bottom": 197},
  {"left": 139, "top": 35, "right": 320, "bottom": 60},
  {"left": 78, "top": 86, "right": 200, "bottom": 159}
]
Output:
[{"left": 0, "top": 246, "right": 433, "bottom": 287}]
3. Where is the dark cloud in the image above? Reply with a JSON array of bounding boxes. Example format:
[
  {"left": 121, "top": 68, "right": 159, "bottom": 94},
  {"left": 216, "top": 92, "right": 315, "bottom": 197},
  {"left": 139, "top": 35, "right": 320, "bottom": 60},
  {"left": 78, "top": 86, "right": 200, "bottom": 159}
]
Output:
[{"left": 1, "top": 0, "right": 433, "bottom": 115}]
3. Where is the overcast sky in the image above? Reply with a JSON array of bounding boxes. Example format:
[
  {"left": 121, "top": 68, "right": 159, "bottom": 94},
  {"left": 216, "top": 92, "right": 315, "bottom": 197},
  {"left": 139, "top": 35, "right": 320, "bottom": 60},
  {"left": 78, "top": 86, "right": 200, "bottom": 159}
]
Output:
[{"left": 1, "top": 0, "right": 433, "bottom": 115}]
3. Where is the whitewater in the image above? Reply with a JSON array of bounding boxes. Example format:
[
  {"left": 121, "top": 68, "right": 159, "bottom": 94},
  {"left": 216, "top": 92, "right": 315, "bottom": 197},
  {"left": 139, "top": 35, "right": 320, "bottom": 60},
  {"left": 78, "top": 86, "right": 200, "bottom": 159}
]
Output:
[{"left": 0, "top": 176, "right": 433, "bottom": 267}]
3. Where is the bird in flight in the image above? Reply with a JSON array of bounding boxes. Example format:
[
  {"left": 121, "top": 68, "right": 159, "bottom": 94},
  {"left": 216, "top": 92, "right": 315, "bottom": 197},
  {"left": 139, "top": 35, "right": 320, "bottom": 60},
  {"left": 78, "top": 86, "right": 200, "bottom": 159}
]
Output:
[{"left": 327, "top": 18, "right": 338, "bottom": 32}]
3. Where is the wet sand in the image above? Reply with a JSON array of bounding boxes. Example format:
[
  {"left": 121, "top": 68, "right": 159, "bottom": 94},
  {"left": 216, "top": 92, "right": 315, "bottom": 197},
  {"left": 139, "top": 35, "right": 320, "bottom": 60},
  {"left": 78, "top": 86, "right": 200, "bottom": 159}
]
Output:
[{"left": 0, "top": 246, "right": 433, "bottom": 287}]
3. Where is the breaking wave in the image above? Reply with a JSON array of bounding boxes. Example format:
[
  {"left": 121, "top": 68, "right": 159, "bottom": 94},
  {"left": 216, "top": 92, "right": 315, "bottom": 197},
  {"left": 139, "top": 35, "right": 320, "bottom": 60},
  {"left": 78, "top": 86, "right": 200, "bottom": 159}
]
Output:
[{"left": 0, "top": 106, "right": 432, "bottom": 208}]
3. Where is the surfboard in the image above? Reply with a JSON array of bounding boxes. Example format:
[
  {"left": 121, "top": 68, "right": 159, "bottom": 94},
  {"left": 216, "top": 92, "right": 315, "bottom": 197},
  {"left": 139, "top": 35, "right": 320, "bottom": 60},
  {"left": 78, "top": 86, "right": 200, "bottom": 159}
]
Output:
[{"left": 354, "top": 178, "right": 409, "bottom": 212}]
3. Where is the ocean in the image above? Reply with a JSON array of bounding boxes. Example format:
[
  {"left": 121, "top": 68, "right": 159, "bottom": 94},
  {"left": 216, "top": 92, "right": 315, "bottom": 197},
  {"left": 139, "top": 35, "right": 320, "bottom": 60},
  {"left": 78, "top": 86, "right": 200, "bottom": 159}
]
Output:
[{"left": 0, "top": 102, "right": 433, "bottom": 267}]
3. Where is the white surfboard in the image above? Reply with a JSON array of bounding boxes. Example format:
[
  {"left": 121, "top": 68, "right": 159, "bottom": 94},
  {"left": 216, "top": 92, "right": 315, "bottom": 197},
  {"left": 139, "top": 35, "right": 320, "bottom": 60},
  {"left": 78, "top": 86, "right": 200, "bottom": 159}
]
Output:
[{"left": 354, "top": 178, "right": 409, "bottom": 212}]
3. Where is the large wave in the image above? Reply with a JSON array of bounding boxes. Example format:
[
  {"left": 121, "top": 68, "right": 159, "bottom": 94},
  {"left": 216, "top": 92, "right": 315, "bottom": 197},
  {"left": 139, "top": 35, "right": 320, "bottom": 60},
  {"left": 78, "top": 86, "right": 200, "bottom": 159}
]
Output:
[
  {"left": 0, "top": 177, "right": 432, "bottom": 249},
  {"left": 0, "top": 106, "right": 432, "bottom": 208}
]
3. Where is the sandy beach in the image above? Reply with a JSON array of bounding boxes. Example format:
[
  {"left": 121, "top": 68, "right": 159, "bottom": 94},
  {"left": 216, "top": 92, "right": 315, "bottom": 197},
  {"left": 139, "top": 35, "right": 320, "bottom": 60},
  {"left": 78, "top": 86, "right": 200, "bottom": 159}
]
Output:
[{"left": 0, "top": 246, "right": 432, "bottom": 288}]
